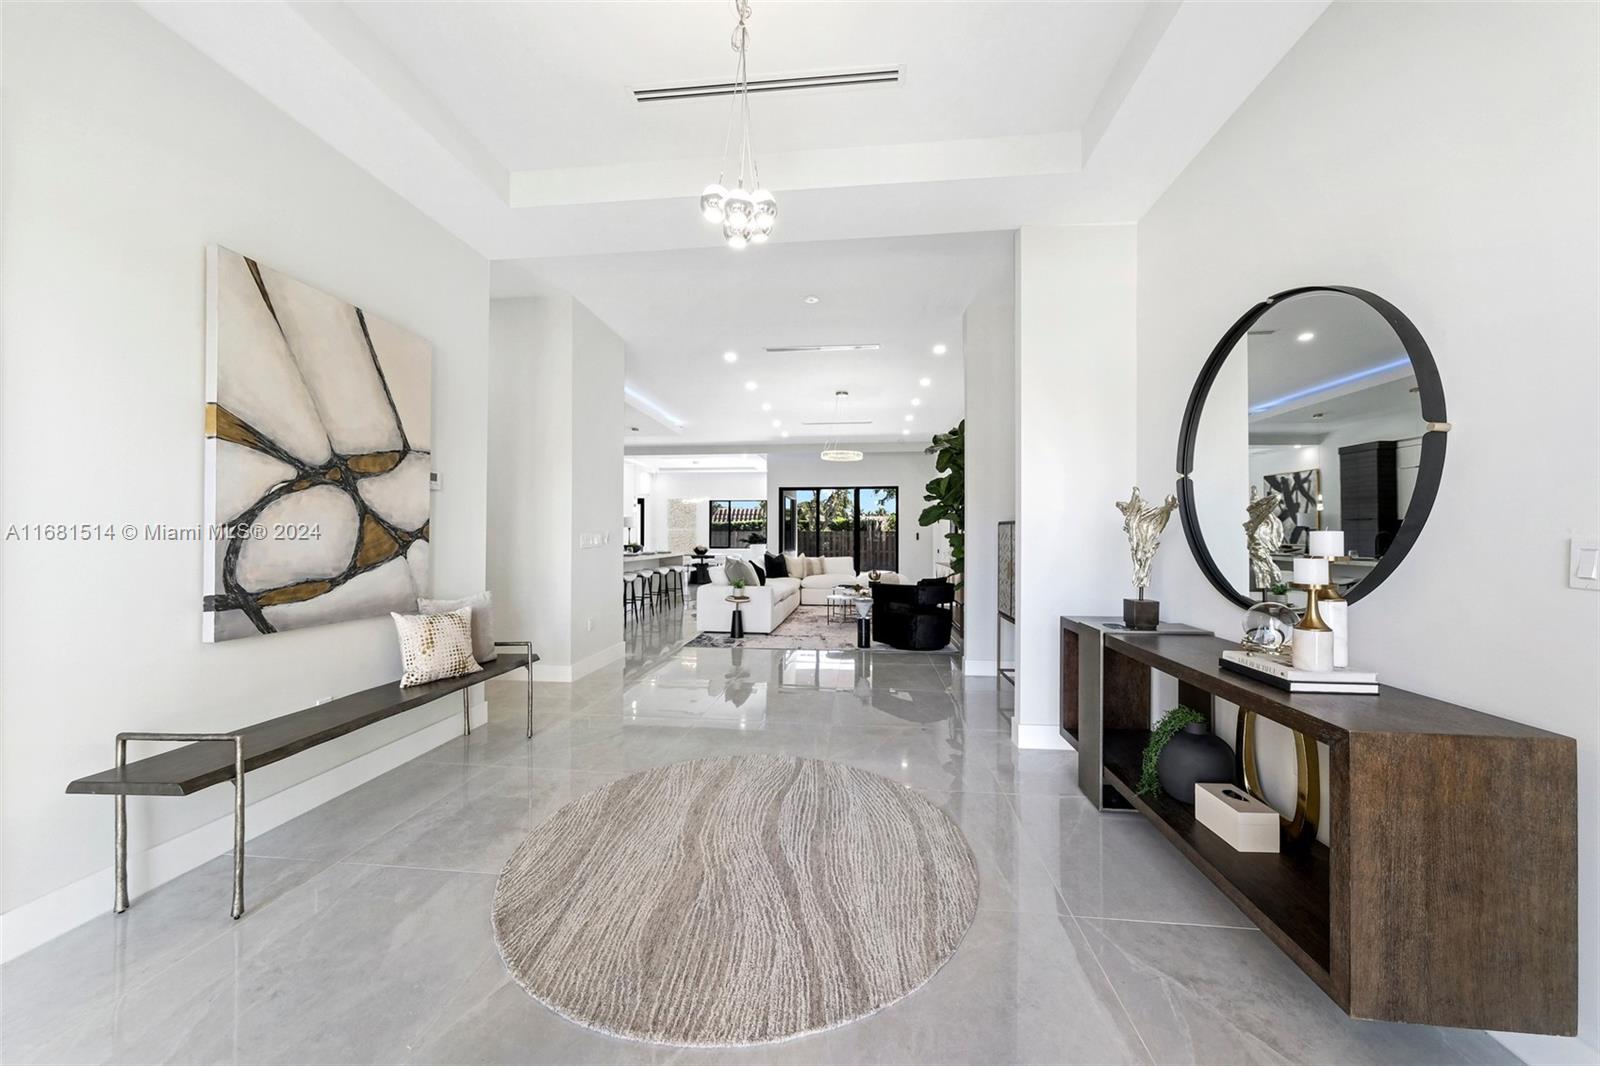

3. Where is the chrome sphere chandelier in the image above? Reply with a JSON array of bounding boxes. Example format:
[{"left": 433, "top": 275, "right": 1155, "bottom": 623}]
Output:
[{"left": 699, "top": 0, "right": 776, "bottom": 249}]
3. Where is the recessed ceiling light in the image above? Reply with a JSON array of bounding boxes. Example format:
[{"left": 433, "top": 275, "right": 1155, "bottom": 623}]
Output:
[
  {"left": 919, "top": 377, "right": 931, "bottom": 387},
  {"left": 744, "top": 381, "right": 758, "bottom": 391},
  {"left": 910, "top": 397, "right": 921, "bottom": 407},
  {"left": 780, "top": 430, "right": 789, "bottom": 438},
  {"left": 760, "top": 401, "right": 772, "bottom": 411},
  {"left": 723, "top": 350, "right": 738, "bottom": 363},
  {"left": 771, "top": 419, "right": 781, "bottom": 428},
  {"left": 904, "top": 413, "right": 914, "bottom": 422},
  {"left": 1297, "top": 332, "right": 1315, "bottom": 343},
  {"left": 901, "top": 428, "right": 910, "bottom": 436},
  {"left": 931, "top": 344, "right": 947, "bottom": 355},
  {"left": 802, "top": 295, "right": 820, "bottom": 305}
]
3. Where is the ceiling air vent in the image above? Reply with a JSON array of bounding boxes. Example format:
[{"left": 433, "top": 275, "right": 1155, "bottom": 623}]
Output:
[
  {"left": 634, "top": 67, "right": 900, "bottom": 103},
  {"left": 764, "top": 344, "right": 881, "bottom": 354}
]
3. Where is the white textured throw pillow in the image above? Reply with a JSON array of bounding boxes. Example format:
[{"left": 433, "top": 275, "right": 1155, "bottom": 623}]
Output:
[
  {"left": 392, "top": 607, "right": 482, "bottom": 687},
  {"left": 419, "top": 591, "right": 496, "bottom": 662}
]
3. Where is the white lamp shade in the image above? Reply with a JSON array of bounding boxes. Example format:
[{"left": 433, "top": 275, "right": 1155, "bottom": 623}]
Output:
[
  {"left": 1292, "top": 557, "right": 1330, "bottom": 585},
  {"left": 1308, "top": 530, "right": 1345, "bottom": 558}
]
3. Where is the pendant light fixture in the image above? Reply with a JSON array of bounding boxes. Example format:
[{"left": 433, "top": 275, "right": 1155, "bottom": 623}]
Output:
[
  {"left": 699, "top": 0, "right": 777, "bottom": 249},
  {"left": 820, "top": 390, "right": 864, "bottom": 463}
]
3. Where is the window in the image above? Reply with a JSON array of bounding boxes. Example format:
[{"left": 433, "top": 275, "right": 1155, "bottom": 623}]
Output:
[
  {"left": 709, "top": 499, "right": 768, "bottom": 549},
  {"left": 778, "top": 487, "right": 898, "bottom": 572}
]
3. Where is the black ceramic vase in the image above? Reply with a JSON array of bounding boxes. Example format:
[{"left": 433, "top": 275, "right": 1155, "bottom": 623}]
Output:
[{"left": 1157, "top": 722, "right": 1234, "bottom": 804}]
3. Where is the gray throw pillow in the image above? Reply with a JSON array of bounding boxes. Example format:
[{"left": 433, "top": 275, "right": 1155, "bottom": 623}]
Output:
[{"left": 418, "top": 591, "right": 496, "bottom": 662}]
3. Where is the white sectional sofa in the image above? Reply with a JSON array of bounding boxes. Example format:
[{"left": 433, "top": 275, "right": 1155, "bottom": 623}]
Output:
[
  {"left": 694, "top": 550, "right": 901, "bottom": 633},
  {"left": 695, "top": 573, "right": 800, "bottom": 634}
]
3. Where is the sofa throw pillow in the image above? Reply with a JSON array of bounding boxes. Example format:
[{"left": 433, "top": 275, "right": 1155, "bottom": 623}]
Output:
[
  {"left": 822, "top": 556, "right": 855, "bottom": 575},
  {"left": 764, "top": 552, "right": 789, "bottom": 579},
  {"left": 752, "top": 564, "right": 767, "bottom": 585},
  {"left": 723, "top": 558, "right": 758, "bottom": 587},
  {"left": 418, "top": 591, "right": 496, "bottom": 662},
  {"left": 391, "top": 608, "right": 482, "bottom": 687},
  {"left": 709, "top": 565, "right": 730, "bottom": 585}
]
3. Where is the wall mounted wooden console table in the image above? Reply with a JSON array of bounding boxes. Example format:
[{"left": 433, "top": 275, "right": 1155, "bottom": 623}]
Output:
[{"left": 1059, "top": 616, "right": 1577, "bottom": 1036}]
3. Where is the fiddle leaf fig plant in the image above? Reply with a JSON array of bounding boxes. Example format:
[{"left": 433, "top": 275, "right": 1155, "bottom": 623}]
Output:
[{"left": 919, "top": 420, "right": 965, "bottom": 577}]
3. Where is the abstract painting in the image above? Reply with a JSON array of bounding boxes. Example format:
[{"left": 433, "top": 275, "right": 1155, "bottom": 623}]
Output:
[
  {"left": 203, "top": 246, "right": 431, "bottom": 641},
  {"left": 1261, "top": 467, "right": 1321, "bottom": 542}
]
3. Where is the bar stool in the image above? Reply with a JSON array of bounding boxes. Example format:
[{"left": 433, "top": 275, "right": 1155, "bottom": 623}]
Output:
[
  {"left": 623, "top": 574, "right": 644, "bottom": 625},
  {"left": 660, "top": 565, "right": 685, "bottom": 607}
]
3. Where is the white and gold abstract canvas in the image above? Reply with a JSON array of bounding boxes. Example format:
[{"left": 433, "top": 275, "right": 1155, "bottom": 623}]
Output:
[{"left": 203, "top": 246, "right": 431, "bottom": 641}]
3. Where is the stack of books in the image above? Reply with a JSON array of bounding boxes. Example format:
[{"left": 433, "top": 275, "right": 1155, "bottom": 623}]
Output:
[{"left": 1220, "top": 649, "right": 1379, "bottom": 694}]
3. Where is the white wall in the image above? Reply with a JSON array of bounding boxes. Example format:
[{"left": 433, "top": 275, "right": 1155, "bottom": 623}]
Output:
[
  {"left": 764, "top": 450, "right": 941, "bottom": 580},
  {"left": 569, "top": 303, "right": 625, "bottom": 669},
  {"left": 489, "top": 298, "right": 573, "bottom": 668},
  {"left": 962, "top": 294, "right": 1018, "bottom": 675},
  {"left": 0, "top": 1, "right": 490, "bottom": 952},
  {"left": 1013, "top": 225, "right": 1139, "bottom": 750},
  {"left": 635, "top": 471, "right": 767, "bottom": 554},
  {"left": 1134, "top": 3, "right": 1599, "bottom": 1058},
  {"left": 488, "top": 297, "right": 624, "bottom": 681}
]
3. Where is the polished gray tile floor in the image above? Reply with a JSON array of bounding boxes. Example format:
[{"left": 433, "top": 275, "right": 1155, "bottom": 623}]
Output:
[{"left": 0, "top": 605, "right": 1518, "bottom": 1065}]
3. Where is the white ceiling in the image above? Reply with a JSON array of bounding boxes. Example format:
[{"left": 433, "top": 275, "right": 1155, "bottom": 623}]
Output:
[
  {"left": 142, "top": 1, "right": 1329, "bottom": 258},
  {"left": 344, "top": 1, "right": 1149, "bottom": 171},
  {"left": 628, "top": 454, "right": 767, "bottom": 474},
  {"left": 499, "top": 232, "right": 1009, "bottom": 447}
]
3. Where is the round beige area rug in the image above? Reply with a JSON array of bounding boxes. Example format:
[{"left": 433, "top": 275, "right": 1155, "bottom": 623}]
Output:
[{"left": 492, "top": 754, "right": 980, "bottom": 1046}]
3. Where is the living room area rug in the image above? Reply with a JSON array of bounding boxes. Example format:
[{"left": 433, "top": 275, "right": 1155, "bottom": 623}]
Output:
[
  {"left": 683, "top": 606, "right": 954, "bottom": 653},
  {"left": 492, "top": 755, "right": 980, "bottom": 1046}
]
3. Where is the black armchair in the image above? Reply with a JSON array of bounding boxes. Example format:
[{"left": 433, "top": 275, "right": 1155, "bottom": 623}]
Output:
[{"left": 870, "top": 579, "right": 954, "bottom": 650}]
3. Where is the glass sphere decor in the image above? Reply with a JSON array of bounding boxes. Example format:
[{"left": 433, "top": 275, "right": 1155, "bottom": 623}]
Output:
[
  {"left": 700, "top": 184, "right": 727, "bottom": 224},
  {"left": 1242, "top": 601, "right": 1299, "bottom": 654}
]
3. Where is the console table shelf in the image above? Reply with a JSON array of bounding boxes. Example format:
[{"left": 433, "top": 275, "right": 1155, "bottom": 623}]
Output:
[
  {"left": 1101, "top": 727, "right": 1333, "bottom": 986},
  {"left": 1061, "top": 616, "right": 1578, "bottom": 1037}
]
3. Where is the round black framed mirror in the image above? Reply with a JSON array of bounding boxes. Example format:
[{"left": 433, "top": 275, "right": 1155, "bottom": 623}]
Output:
[{"left": 1175, "top": 286, "right": 1448, "bottom": 608}]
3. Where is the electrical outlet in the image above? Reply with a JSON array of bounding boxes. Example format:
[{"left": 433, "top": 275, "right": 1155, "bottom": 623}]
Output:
[
  {"left": 429, "top": 470, "right": 441, "bottom": 492},
  {"left": 586, "top": 618, "right": 594, "bottom": 632}
]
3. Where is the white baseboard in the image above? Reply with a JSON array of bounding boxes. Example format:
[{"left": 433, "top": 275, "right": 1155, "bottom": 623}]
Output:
[
  {"left": 962, "top": 657, "right": 997, "bottom": 677},
  {"left": 0, "top": 694, "right": 481, "bottom": 964},
  {"left": 1493, "top": 1030, "right": 1600, "bottom": 1065},
  {"left": 1012, "top": 721, "right": 1071, "bottom": 751},
  {"left": 531, "top": 641, "right": 625, "bottom": 683}
]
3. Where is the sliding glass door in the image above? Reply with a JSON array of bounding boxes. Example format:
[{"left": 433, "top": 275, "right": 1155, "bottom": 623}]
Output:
[{"left": 778, "top": 486, "right": 898, "bottom": 572}]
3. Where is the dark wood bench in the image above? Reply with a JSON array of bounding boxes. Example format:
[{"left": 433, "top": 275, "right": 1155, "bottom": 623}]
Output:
[{"left": 67, "top": 641, "right": 538, "bottom": 919}]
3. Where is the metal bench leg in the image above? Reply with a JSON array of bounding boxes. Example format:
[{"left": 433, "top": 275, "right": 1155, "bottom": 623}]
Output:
[
  {"left": 115, "top": 732, "right": 247, "bottom": 919},
  {"left": 114, "top": 739, "right": 128, "bottom": 914},
  {"left": 230, "top": 737, "right": 245, "bottom": 919},
  {"left": 494, "top": 641, "right": 536, "bottom": 738},
  {"left": 462, "top": 688, "right": 471, "bottom": 736}
]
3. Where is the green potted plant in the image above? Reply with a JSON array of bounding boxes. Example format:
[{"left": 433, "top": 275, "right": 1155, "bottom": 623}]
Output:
[
  {"left": 919, "top": 420, "right": 964, "bottom": 577},
  {"left": 729, "top": 578, "right": 746, "bottom": 594}
]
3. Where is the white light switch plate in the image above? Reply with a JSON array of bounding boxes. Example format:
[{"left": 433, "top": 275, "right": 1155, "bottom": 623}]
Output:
[{"left": 1569, "top": 536, "right": 1600, "bottom": 591}]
